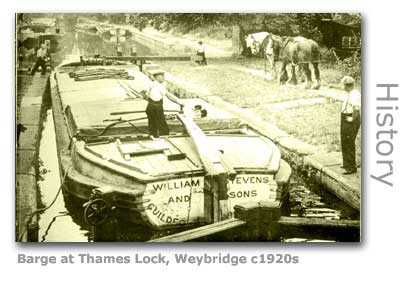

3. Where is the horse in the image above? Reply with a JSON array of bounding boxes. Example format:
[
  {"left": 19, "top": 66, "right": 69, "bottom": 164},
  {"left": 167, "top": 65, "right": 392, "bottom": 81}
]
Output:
[
  {"left": 279, "top": 36, "right": 321, "bottom": 89},
  {"left": 246, "top": 33, "right": 321, "bottom": 89}
]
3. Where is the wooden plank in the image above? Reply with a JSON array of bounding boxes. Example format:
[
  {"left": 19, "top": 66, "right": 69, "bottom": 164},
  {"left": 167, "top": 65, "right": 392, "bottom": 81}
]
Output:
[
  {"left": 140, "top": 151, "right": 159, "bottom": 173},
  {"left": 111, "top": 109, "right": 179, "bottom": 116},
  {"left": 104, "top": 56, "right": 191, "bottom": 62},
  {"left": 168, "top": 137, "right": 202, "bottom": 168},
  {"left": 149, "top": 219, "right": 247, "bottom": 242},
  {"left": 163, "top": 138, "right": 193, "bottom": 169},
  {"left": 176, "top": 114, "right": 237, "bottom": 221},
  {"left": 115, "top": 138, "right": 131, "bottom": 161},
  {"left": 278, "top": 216, "right": 360, "bottom": 229},
  {"left": 177, "top": 114, "right": 236, "bottom": 177},
  {"left": 131, "top": 154, "right": 153, "bottom": 173}
]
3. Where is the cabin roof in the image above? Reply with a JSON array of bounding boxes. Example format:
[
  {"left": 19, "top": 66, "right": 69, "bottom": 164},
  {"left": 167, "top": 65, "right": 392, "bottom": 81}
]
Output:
[{"left": 84, "top": 134, "right": 276, "bottom": 178}]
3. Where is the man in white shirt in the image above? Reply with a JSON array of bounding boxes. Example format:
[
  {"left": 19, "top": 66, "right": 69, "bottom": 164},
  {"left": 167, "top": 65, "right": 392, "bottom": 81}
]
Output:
[
  {"left": 340, "top": 76, "right": 361, "bottom": 174},
  {"left": 145, "top": 70, "right": 184, "bottom": 137},
  {"left": 264, "top": 33, "right": 278, "bottom": 79},
  {"left": 30, "top": 43, "right": 48, "bottom": 76}
]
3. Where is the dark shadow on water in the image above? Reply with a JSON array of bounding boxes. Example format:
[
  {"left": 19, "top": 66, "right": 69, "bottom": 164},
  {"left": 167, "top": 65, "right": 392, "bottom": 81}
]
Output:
[{"left": 63, "top": 193, "right": 201, "bottom": 242}]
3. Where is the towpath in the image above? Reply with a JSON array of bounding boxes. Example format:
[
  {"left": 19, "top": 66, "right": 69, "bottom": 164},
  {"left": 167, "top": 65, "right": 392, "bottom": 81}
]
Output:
[{"left": 16, "top": 73, "right": 50, "bottom": 241}]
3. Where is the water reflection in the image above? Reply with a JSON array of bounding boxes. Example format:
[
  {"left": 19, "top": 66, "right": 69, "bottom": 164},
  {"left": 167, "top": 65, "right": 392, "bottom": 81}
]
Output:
[
  {"left": 60, "top": 30, "right": 155, "bottom": 61},
  {"left": 37, "top": 110, "right": 89, "bottom": 242}
]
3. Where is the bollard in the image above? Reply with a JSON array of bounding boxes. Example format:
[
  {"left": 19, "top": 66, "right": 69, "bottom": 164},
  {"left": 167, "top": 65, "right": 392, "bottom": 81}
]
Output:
[
  {"left": 234, "top": 201, "right": 260, "bottom": 241},
  {"left": 259, "top": 201, "right": 281, "bottom": 241},
  {"left": 234, "top": 201, "right": 282, "bottom": 241}
]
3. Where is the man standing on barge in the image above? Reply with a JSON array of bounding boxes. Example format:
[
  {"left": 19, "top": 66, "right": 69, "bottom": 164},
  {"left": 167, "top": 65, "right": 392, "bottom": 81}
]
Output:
[{"left": 145, "top": 70, "right": 184, "bottom": 138}]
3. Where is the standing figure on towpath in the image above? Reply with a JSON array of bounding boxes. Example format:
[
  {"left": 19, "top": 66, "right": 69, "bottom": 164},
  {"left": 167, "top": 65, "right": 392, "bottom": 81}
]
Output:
[
  {"left": 130, "top": 45, "right": 138, "bottom": 64},
  {"left": 131, "top": 44, "right": 137, "bottom": 57},
  {"left": 263, "top": 33, "right": 280, "bottom": 81},
  {"left": 30, "top": 43, "right": 48, "bottom": 76},
  {"left": 340, "top": 76, "right": 361, "bottom": 175},
  {"left": 116, "top": 44, "right": 123, "bottom": 56},
  {"left": 196, "top": 41, "right": 207, "bottom": 66},
  {"left": 145, "top": 70, "right": 184, "bottom": 138}
]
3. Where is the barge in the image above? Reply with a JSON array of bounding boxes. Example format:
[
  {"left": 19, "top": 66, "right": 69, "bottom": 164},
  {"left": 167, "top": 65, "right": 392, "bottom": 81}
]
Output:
[{"left": 49, "top": 59, "right": 291, "bottom": 229}]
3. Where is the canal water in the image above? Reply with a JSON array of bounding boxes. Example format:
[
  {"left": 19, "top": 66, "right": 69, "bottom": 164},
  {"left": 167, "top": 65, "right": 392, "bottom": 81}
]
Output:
[
  {"left": 37, "top": 110, "right": 89, "bottom": 242},
  {"left": 36, "top": 26, "right": 359, "bottom": 242},
  {"left": 50, "top": 28, "right": 156, "bottom": 68}
]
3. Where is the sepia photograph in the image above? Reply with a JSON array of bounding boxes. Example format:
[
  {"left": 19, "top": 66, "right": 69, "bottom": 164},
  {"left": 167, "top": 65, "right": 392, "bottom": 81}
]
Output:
[{"left": 15, "top": 13, "right": 361, "bottom": 242}]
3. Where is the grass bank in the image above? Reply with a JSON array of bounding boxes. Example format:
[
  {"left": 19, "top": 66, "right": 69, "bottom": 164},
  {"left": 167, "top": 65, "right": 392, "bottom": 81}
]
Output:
[
  {"left": 159, "top": 58, "right": 361, "bottom": 158},
  {"left": 272, "top": 102, "right": 361, "bottom": 162}
]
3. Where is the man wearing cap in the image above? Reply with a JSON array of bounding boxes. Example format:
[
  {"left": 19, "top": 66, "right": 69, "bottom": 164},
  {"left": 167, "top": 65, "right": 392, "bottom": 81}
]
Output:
[
  {"left": 30, "top": 43, "right": 48, "bottom": 76},
  {"left": 340, "top": 76, "right": 361, "bottom": 175},
  {"left": 145, "top": 70, "right": 184, "bottom": 138}
]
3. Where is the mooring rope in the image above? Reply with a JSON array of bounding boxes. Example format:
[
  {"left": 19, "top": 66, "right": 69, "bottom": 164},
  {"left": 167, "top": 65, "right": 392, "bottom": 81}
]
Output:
[
  {"left": 40, "top": 212, "right": 70, "bottom": 242},
  {"left": 17, "top": 165, "right": 72, "bottom": 242}
]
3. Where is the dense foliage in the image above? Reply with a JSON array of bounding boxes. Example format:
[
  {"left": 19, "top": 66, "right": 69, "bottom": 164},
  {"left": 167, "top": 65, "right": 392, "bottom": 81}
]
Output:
[{"left": 85, "top": 13, "right": 360, "bottom": 43}]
